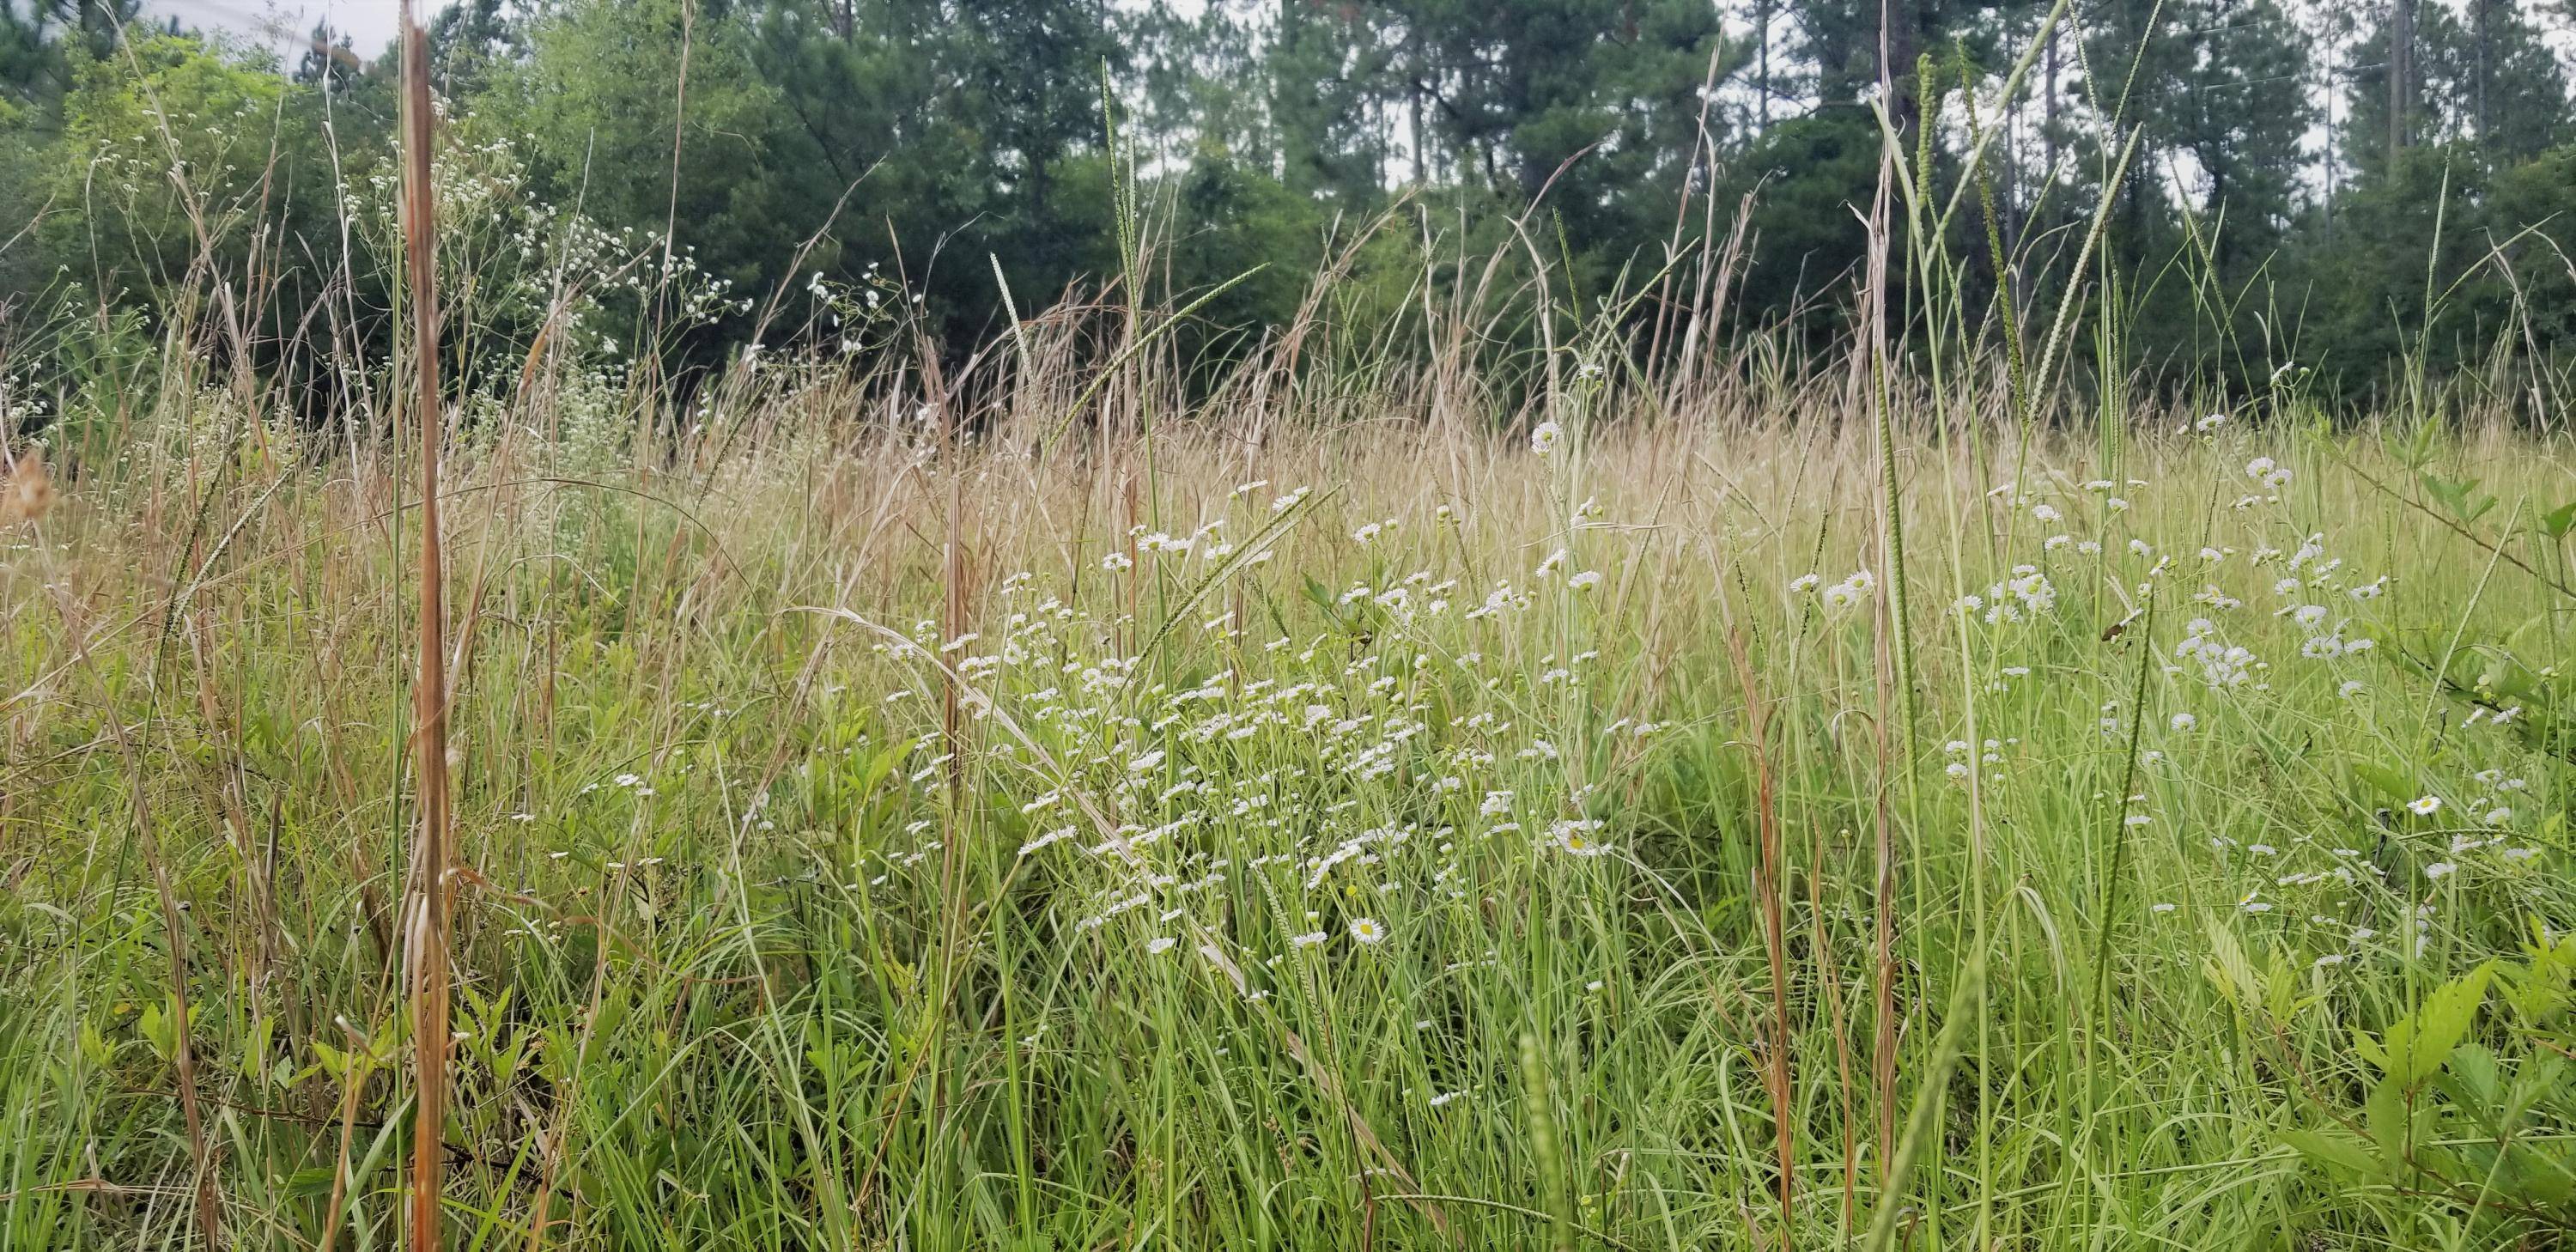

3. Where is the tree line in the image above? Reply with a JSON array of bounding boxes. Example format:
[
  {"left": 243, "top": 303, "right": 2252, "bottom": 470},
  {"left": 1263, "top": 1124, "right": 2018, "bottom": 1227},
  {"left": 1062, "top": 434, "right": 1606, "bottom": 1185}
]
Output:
[{"left": 3, "top": 0, "right": 2574, "bottom": 418}]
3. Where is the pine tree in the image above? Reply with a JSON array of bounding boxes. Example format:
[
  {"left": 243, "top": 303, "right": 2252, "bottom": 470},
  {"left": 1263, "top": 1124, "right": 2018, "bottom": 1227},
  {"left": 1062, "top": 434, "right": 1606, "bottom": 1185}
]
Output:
[
  {"left": 1390, "top": 0, "right": 1726, "bottom": 238},
  {"left": 2160, "top": 0, "right": 2311, "bottom": 265},
  {"left": 1, "top": 0, "right": 143, "bottom": 114},
  {"left": 2431, "top": 0, "right": 2572, "bottom": 165},
  {"left": 1267, "top": 0, "right": 1393, "bottom": 202}
]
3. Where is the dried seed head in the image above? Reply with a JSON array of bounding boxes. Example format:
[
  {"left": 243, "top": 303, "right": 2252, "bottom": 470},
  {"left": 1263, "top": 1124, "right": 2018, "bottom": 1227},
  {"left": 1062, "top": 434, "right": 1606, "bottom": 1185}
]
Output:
[{"left": 2, "top": 448, "right": 53, "bottom": 526}]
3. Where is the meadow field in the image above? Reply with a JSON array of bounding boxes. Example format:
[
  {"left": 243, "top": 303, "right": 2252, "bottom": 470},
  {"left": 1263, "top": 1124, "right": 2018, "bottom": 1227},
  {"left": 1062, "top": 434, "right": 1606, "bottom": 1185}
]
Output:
[
  {"left": 4, "top": 3, "right": 2576, "bottom": 1248},
  {"left": 3, "top": 313, "right": 2574, "bottom": 1250}
]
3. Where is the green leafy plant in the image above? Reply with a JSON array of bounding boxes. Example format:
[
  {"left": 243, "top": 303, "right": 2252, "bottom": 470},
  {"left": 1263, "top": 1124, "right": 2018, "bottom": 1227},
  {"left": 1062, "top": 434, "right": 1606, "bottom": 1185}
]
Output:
[{"left": 2282, "top": 927, "right": 2576, "bottom": 1236}]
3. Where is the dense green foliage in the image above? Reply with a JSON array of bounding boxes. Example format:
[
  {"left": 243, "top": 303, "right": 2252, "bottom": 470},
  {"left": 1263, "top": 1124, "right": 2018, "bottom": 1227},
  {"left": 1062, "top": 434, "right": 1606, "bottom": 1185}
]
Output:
[{"left": 3, "top": 0, "right": 2574, "bottom": 415}]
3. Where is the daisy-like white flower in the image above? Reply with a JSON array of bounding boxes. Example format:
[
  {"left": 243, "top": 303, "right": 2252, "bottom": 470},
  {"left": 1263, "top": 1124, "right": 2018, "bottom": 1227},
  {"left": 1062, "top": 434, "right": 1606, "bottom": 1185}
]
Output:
[
  {"left": 1348, "top": 917, "right": 1387, "bottom": 945},
  {"left": 1147, "top": 937, "right": 1179, "bottom": 955},
  {"left": 1554, "top": 820, "right": 1610, "bottom": 858},
  {"left": 1289, "top": 931, "right": 1329, "bottom": 949},
  {"left": 2424, "top": 860, "right": 2457, "bottom": 880},
  {"left": 1017, "top": 826, "right": 1074, "bottom": 856},
  {"left": 1568, "top": 570, "right": 1602, "bottom": 593},
  {"left": 2408, "top": 795, "right": 2443, "bottom": 817},
  {"left": 1529, "top": 421, "right": 1563, "bottom": 455},
  {"left": 1102, "top": 551, "right": 1133, "bottom": 572},
  {"left": 1789, "top": 573, "right": 1822, "bottom": 594},
  {"left": 2170, "top": 712, "right": 2197, "bottom": 732}
]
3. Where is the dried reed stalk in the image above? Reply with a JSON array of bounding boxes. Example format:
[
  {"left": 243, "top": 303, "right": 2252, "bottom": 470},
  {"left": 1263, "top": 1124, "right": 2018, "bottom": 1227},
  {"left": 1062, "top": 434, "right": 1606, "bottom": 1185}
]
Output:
[{"left": 396, "top": 3, "right": 453, "bottom": 1249}]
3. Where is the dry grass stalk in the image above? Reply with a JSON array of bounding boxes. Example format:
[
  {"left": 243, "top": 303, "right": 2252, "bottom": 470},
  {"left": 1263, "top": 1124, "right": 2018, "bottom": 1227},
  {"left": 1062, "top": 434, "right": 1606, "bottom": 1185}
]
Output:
[
  {"left": 396, "top": 3, "right": 454, "bottom": 1249},
  {"left": 1726, "top": 621, "right": 1797, "bottom": 1249}
]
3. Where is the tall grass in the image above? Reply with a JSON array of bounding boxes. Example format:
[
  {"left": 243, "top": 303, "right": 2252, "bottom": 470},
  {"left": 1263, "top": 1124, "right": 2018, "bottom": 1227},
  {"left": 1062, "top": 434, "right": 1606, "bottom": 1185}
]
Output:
[
  {"left": 3, "top": 30, "right": 2574, "bottom": 1252},
  {"left": 4, "top": 356, "right": 2572, "bottom": 1248},
  {"left": 395, "top": 7, "right": 455, "bottom": 1251}
]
